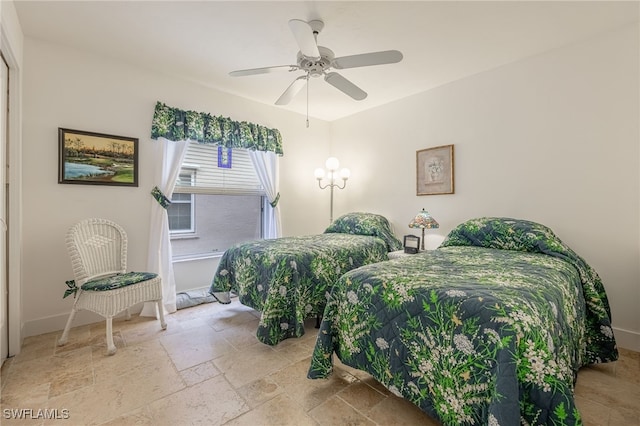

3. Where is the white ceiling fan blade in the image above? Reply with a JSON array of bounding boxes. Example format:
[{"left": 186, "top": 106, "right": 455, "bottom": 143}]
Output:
[
  {"left": 324, "top": 72, "right": 367, "bottom": 101},
  {"left": 275, "top": 75, "right": 308, "bottom": 105},
  {"left": 288, "top": 19, "right": 320, "bottom": 59},
  {"left": 229, "top": 65, "right": 296, "bottom": 77},
  {"left": 333, "top": 50, "right": 403, "bottom": 70}
]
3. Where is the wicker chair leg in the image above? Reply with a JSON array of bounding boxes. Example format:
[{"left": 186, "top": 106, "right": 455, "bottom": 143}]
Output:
[
  {"left": 124, "top": 308, "right": 131, "bottom": 321},
  {"left": 105, "top": 317, "right": 117, "bottom": 355},
  {"left": 157, "top": 300, "right": 167, "bottom": 330},
  {"left": 58, "top": 308, "right": 78, "bottom": 346}
]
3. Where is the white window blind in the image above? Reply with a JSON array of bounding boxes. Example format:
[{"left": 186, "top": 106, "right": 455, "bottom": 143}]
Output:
[{"left": 174, "top": 142, "right": 264, "bottom": 196}]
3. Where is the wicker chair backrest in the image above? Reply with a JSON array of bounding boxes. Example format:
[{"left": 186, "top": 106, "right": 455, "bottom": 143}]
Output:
[{"left": 66, "top": 218, "right": 128, "bottom": 286}]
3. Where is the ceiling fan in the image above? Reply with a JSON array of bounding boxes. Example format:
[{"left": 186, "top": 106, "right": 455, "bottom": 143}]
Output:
[{"left": 229, "top": 19, "right": 403, "bottom": 109}]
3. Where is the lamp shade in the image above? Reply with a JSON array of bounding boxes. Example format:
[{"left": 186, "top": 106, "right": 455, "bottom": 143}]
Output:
[
  {"left": 339, "top": 168, "right": 351, "bottom": 180},
  {"left": 325, "top": 157, "right": 340, "bottom": 171},
  {"left": 409, "top": 209, "right": 439, "bottom": 229}
]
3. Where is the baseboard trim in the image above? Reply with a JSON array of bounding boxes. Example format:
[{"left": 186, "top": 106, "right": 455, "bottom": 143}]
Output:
[
  {"left": 613, "top": 326, "right": 640, "bottom": 352},
  {"left": 23, "top": 305, "right": 144, "bottom": 338}
]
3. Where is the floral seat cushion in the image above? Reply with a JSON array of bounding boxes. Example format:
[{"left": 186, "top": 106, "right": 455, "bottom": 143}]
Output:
[{"left": 82, "top": 272, "right": 158, "bottom": 292}]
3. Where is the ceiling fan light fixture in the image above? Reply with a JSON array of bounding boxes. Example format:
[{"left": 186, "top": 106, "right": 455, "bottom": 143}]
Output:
[{"left": 229, "top": 18, "right": 403, "bottom": 114}]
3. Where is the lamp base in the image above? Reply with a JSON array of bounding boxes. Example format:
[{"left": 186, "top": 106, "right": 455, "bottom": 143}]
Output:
[{"left": 421, "top": 229, "right": 426, "bottom": 251}]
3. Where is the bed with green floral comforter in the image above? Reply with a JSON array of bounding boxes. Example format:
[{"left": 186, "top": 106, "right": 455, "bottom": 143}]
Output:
[
  {"left": 308, "top": 218, "right": 617, "bottom": 425},
  {"left": 210, "top": 212, "right": 401, "bottom": 345}
]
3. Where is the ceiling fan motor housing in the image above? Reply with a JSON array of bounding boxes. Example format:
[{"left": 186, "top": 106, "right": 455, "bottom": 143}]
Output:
[
  {"left": 297, "top": 46, "right": 335, "bottom": 77},
  {"left": 229, "top": 18, "right": 402, "bottom": 106}
]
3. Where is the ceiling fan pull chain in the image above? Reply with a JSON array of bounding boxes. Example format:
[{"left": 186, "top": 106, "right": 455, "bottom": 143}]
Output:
[
  {"left": 306, "top": 74, "right": 310, "bottom": 128},
  {"left": 228, "top": 18, "right": 402, "bottom": 124}
]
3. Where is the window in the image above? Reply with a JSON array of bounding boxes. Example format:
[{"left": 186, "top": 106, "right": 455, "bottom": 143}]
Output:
[
  {"left": 169, "top": 143, "right": 265, "bottom": 259},
  {"left": 167, "top": 172, "right": 195, "bottom": 233}
]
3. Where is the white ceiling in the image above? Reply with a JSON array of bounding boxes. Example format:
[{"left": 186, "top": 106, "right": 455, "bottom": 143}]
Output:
[{"left": 14, "top": 1, "right": 639, "bottom": 122}]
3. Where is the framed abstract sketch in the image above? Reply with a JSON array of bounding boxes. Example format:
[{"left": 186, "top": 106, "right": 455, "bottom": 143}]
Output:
[
  {"left": 416, "top": 144, "right": 454, "bottom": 195},
  {"left": 58, "top": 128, "right": 139, "bottom": 187}
]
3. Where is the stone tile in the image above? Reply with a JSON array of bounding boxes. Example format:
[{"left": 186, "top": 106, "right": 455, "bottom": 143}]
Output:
[
  {"left": 179, "top": 361, "right": 220, "bottom": 387},
  {"left": 309, "top": 395, "right": 375, "bottom": 426},
  {"left": 11, "top": 332, "right": 59, "bottom": 364},
  {"left": 334, "top": 356, "right": 378, "bottom": 382},
  {"left": 147, "top": 375, "right": 248, "bottom": 426},
  {"left": 269, "top": 358, "right": 357, "bottom": 412},
  {"left": 55, "top": 329, "right": 125, "bottom": 356},
  {"left": 366, "top": 394, "right": 441, "bottom": 425},
  {"left": 272, "top": 340, "right": 316, "bottom": 363},
  {"left": 336, "top": 381, "right": 387, "bottom": 414},
  {"left": 3, "top": 300, "right": 638, "bottom": 426},
  {"left": 5, "top": 347, "right": 93, "bottom": 395},
  {"left": 118, "top": 315, "right": 173, "bottom": 346},
  {"left": 91, "top": 339, "right": 171, "bottom": 383},
  {"left": 575, "top": 395, "right": 610, "bottom": 426},
  {"left": 236, "top": 376, "right": 284, "bottom": 409},
  {"left": 0, "top": 406, "right": 47, "bottom": 426},
  {"left": 97, "top": 406, "right": 155, "bottom": 426},
  {"left": 225, "top": 393, "right": 316, "bottom": 426},
  {"left": 1, "top": 356, "right": 14, "bottom": 393},
  {"left": 212, "top": 341, "right": 290, "bottom": 388},
  {"left": 359, "top": 376, "right": 393, "bottom": 397},
  {"left": 608, "top": 405, "right": 640, "bottom": 425},
  {"left": 175, "top": 302, "right": 222, "bottom": 320},
  {"left": 160, "top": 324, "right": 236, "bottom": 371},
  {"left": 616, "top": 347, "right": 640, "bottom": 385},
  {"left": 216, "top": 319, "right": 262, "bottom": 350},
  {"left": 45, "top": 356, "right": 184, "bottom": 425},
  {"left": 207, "top": 302, "right": 261, "bottom": 332},
  {"left": 575, "top": 365, "right": 640, "bottom": 415},
  {"left": 48, "top": 366, "right": 95, "bottom": 398},
  {"left": 0, "top": 381, "right": 50, "bottom": 407}
]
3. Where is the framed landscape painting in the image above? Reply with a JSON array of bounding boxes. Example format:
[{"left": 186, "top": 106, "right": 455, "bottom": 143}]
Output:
[
  {"left": 58, "top": 128, "right": 139, "bottom": 187},
  {"left": 416, "top": 144, "right": 454, "bottom": 195}
]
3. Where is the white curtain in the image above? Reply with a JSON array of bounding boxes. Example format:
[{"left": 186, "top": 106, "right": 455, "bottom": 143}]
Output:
[
  {"left": 141, "top": 137, "right": 189, "bottom": 317},
  {"left": 249, "top": 150, "right": 281, "bottom": 239}
]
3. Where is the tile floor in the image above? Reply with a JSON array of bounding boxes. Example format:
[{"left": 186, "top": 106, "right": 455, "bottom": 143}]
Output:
[{"left": 1, "top": 299, "right": 639, "bottom": 425}]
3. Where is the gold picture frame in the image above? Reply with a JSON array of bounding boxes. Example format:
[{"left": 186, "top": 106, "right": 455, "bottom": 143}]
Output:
[{"left": 416, "top": 144, "right": 454, "bottom": 195}]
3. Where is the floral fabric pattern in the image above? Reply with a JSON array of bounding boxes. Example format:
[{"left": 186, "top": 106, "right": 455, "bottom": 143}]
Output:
[
  {"left": 440, "top": 217, "right": 617, "bottom": 364},
  {"left": 80, "top": 272, "right": 158, "bottom": 292},
  {"left": 324, "top": 212, "right": 402, "bottom": 252},
  {"left": 150, "top": 186, "right": 171, "bottom": 209},
  {"left": 151, "top": 102, "right": 283, "bottom": 155},
  {"left": 308, "top": 218, "right": 617, "bottom": 426},
  {"left": 209, "top": 233, "right": 391, "bottom": 345}
]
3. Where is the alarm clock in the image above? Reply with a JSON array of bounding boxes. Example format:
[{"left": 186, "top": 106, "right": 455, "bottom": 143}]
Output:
[{"left": 403, "top": 235, "right": 420, "bottom": 254}]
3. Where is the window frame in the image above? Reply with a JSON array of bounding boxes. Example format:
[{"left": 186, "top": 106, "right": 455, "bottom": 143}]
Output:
[
  {"left": 168, "top": 170, "right": 196, "bottom": 235},
  {"left": 168, "top": 145, "right": 266, "bottom": 256}
]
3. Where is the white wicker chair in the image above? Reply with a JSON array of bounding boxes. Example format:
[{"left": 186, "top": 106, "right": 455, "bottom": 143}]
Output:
[{"left": 58, "top": 218, "right": 166, "bottom": 355}]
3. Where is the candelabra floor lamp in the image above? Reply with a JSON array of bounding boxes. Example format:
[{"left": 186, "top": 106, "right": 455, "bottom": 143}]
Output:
[
  {"left": 409, "top": 208, "right": 439, "bottom": 251},
  {"left": 315, "top": 157, "right": 350, "bottom": 223}
]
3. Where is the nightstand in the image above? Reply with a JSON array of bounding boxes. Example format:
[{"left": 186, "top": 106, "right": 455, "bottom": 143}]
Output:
[{"left": 388, "top": 250, "right": 415, "bottom": 260}]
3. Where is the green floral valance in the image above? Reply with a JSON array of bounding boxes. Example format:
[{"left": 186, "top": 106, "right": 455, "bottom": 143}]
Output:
[{"left": 151, "top": 101, "right": 283, "bottom": 155}]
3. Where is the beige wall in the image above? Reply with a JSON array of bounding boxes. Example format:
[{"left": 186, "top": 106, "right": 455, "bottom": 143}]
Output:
[
  {"left": 21, "top": 38, "right": 331, "bottom": 336},
  {"left": 330, "top": 23, "right": 640, "bottom": 350},
  {"left": 18, "top": 20, "right": 640, "bottom": 351}
]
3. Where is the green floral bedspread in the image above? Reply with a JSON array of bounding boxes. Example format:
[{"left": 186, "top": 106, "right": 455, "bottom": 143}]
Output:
[
  {"left": 308, "top": 218, "right": 617, "bottom": 426},
  {"left": 210, "top": 212, "right": 401, "bottom": 345},
  {"left": 210, "top": 234, "right": 390, "bottom": 345}
]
